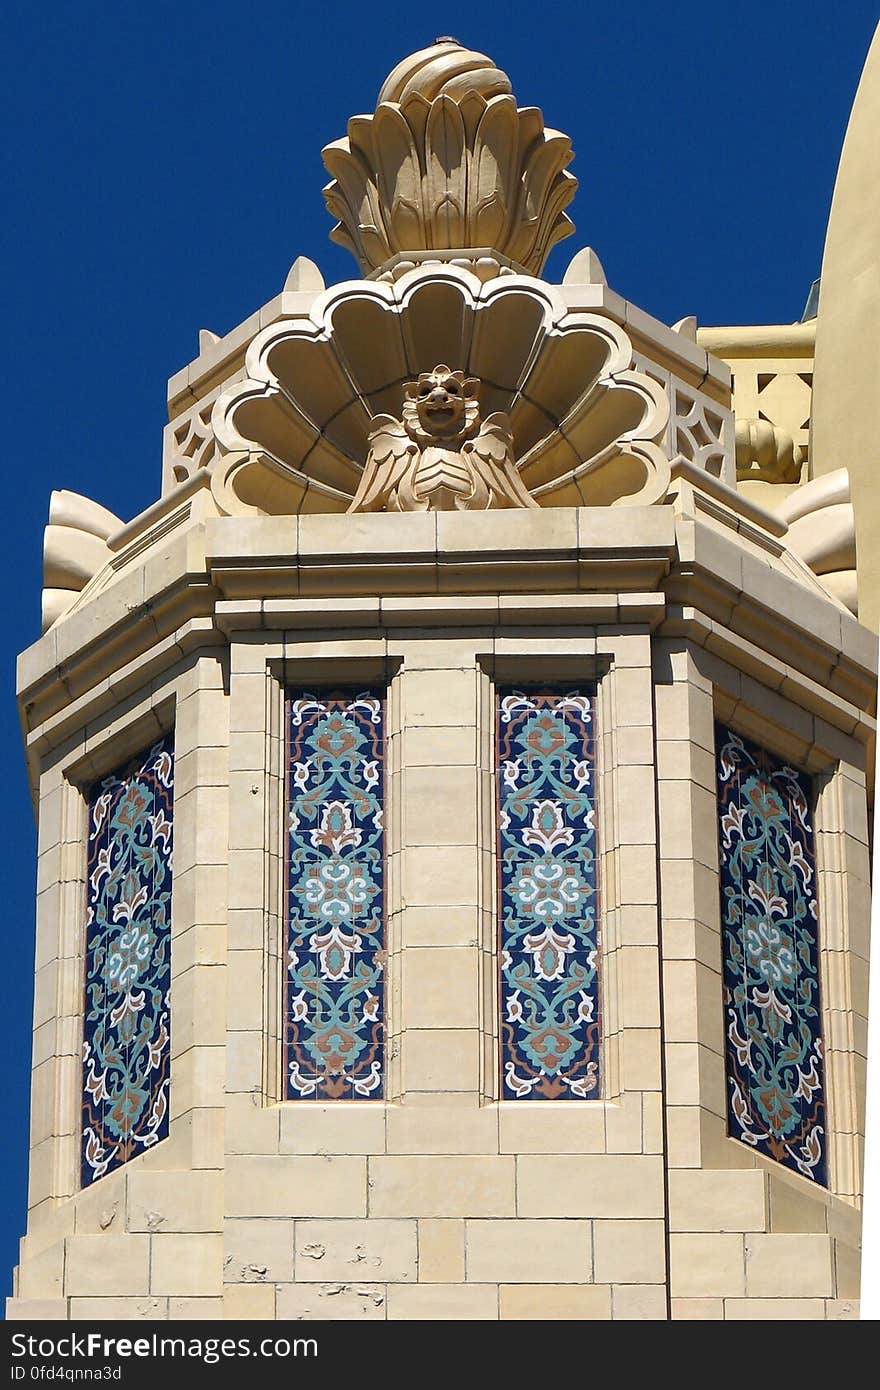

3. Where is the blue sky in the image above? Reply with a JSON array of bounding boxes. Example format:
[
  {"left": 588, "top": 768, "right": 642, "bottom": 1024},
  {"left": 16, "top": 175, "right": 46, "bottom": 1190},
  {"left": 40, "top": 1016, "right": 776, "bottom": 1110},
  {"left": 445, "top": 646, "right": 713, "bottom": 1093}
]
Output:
[{"left": 1, "top": 0, "right": 877, "bottom": 1306}]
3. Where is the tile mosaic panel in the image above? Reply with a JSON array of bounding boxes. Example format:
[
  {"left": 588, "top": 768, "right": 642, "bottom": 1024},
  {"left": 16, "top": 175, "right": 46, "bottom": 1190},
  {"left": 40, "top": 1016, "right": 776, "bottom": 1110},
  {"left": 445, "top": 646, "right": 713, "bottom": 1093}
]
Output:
[
  {"left": 716, "top": 723, "right": 827, "bottom": 1185},
  {"left": 81, "top": 735, "right": 174, "bottom": 1186},
  {"left": 497, "top": 688, "right": 601, "bottom": 1099},
  {"left": 286, "top": 691, "right": 385, "bottom": 1100}
]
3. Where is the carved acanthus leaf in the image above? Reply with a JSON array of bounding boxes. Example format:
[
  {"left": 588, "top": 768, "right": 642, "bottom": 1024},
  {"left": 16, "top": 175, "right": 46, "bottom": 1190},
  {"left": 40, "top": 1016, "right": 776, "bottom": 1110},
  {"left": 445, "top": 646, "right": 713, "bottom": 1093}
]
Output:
[
  {"left": 42, "top": 491, "right": 121, "bottom": 632},
  {"left": 735, "top": 417, "right": 803, "bottom": 484},
  {"left": 776, "top": 468, "right": 858, "bottom": 615}
]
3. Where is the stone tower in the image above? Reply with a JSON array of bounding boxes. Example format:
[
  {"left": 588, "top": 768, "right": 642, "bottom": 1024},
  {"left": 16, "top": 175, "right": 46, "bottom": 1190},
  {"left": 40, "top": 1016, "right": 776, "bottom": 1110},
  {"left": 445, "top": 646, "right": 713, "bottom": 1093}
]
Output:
[{"left": 8, "top": 39, "right": 875, "bottom": 1321}]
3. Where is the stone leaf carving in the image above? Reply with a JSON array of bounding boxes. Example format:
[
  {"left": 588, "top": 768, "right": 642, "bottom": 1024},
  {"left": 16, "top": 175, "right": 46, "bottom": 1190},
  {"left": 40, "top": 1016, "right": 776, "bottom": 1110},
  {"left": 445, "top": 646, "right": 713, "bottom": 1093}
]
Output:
[
  {"left": 210, "top": 265, "right": 670, "bottom": 517},
  {"left": 42, "top": 490, "right": 122, "bottom": 632},
  {"left": 322, "top": 40, "right": 576, "bottom": 277},
  {"left": 351, "top": 365, "right": 535, "bottom": 512},
  {"left": 735, "top": 416, "right": 803, "bottom": 484},
  {"left": 776, "top": 467, "right": 858, "bottom": 615}
]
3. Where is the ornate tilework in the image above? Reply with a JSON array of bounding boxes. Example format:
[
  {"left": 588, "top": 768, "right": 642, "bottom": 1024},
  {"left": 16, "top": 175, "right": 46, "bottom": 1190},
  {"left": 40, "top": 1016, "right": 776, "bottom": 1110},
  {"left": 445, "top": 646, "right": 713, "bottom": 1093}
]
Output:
[
  {"left": 286, "top": 692, "right": 385, "bottom": 1100},
  {"left": 81, "top": 735, "right": 174, "bottom": 1187},
  {"left": 716, "top": 724, "right": 827, "bottom": 1185},
  {"left": 497, "top": 688, "right": 601, "bottom": 1099}
]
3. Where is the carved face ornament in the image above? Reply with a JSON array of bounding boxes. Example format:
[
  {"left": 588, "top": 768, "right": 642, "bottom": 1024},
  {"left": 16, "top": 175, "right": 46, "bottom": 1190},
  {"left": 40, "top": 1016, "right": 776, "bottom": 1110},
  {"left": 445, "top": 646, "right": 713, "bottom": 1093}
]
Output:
[{"left": 402, "top": 366, "right": 480, "bottom": 443}]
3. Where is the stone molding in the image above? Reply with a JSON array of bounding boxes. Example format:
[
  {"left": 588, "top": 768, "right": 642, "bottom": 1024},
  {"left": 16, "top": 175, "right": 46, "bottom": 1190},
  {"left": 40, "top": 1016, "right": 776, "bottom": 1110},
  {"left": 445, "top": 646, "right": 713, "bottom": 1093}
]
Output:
[{"left": 19, "top": 506, "right": 876, "bottom": 803}]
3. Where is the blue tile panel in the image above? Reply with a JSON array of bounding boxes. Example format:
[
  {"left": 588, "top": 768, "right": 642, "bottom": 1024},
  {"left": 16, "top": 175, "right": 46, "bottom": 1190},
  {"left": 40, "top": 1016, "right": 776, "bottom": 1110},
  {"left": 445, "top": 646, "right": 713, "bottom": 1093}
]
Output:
[
  {"left": 81, "top": 735, "right": 174, "bottom": 1187},
  {"left": 497, "top": 688, "right": 601, "bottom": 1100},
  {"left": 286, "top": 692, "right": 385, "bottom": 1100},
  {"left": 716, "top": 723, "right": 827, "bottom": 1185}
]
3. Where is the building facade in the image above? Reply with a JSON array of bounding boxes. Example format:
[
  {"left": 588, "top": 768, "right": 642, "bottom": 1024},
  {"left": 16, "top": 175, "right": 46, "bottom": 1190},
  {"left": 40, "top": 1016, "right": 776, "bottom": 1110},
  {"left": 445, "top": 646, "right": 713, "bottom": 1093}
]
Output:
[{"left": 8, "top": 37, "right": 877, "bottom": 1320}]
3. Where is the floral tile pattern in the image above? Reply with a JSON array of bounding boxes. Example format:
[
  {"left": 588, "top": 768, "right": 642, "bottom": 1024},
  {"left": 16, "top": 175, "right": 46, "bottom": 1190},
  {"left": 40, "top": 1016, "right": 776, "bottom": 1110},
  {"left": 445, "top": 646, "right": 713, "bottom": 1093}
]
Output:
[
  {"left": 497, "top": 688, "right": 601, "bottom": 1099},
  {"left": 716, "top": 724, "right": 827, "bottom": 1185},
  {"left": 286, "top": 692, "right": 385, "bottom": 1100},
  {"left": 81, "top": 736, "right": 174, "bottom": 1186}
]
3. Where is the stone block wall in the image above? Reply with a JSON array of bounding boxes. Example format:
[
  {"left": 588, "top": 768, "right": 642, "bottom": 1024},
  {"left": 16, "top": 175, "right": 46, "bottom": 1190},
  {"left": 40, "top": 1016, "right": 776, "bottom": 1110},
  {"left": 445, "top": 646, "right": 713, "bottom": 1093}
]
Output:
[{"left": 7, "top": 508, "right": 873, "bottom": 1320}]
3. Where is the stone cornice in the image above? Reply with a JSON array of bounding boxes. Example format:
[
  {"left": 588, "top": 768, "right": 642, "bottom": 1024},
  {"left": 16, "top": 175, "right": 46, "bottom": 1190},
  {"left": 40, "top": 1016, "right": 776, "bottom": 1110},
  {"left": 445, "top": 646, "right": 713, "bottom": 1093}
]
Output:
[
  {"left": 697, "top": 321, "right": 816, "bottom": 359},
  {"left": 16, "top": 507, "right": 876, "bottom": 806},
  {"left": 212, "top": 591, "right": 667, "bottom": 634},
  {"left": 669, "top": 457, "right": 787, "bottom": 538},
  {"left": 18, "top": 526, "right": 220, "bottom": 736},
  {"left": 203, "top": 509, "right": 677, "bottom": 601}
]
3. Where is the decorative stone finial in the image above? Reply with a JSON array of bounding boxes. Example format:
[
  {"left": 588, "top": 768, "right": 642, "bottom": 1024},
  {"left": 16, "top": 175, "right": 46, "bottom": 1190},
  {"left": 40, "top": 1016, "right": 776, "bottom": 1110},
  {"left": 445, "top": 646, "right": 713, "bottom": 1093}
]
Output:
[{"left": 322, "top": 41, "right": 576, "bottom": 278}]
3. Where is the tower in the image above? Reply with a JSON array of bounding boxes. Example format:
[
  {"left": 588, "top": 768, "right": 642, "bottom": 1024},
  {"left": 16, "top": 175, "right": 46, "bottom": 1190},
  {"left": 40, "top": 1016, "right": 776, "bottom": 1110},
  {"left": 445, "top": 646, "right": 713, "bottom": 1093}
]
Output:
[{"left": 8, "top": 37, "right": 875, "bottom": 1321}]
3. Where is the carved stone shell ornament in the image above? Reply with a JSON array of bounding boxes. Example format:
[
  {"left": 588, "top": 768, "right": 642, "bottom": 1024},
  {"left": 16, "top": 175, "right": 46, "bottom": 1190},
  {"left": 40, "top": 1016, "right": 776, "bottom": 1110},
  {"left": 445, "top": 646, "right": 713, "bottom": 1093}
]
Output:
[
  {"left": 207, "top": 41, "right": 670, "bottom": 516},
  {"left": 321, "top": 39, "right": 577, "bottom": 278},
  {"left": 210, "top": 265, "right": 671, "bottom": 516}
]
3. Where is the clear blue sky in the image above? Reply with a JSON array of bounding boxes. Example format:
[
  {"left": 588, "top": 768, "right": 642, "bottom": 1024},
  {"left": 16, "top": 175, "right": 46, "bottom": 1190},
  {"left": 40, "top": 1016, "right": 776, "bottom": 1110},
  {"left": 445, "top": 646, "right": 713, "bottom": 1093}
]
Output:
[{"left": 1, "top": 0, "right": 876, "bottom": 1306}]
